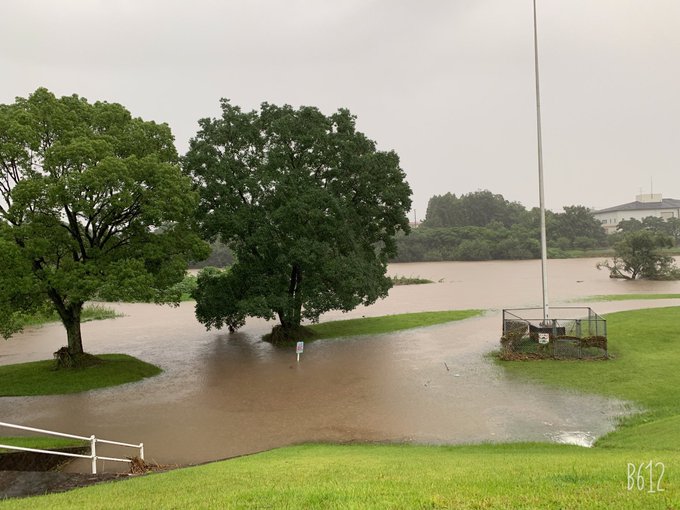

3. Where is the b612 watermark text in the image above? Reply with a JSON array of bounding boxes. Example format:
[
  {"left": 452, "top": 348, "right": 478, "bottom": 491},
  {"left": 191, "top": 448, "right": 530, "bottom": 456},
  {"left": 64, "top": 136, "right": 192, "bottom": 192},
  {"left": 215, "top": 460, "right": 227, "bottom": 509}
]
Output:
[{"left": 627, "top": 461, "right": 665, "bottom": 493}]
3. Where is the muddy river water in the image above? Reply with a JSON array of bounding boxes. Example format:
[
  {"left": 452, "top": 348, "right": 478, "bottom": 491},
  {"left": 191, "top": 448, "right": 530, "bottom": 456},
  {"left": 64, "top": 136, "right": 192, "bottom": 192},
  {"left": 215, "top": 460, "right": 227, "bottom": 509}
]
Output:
[{"left": 2, "top": 258, "right": 680, "bottom": 471}]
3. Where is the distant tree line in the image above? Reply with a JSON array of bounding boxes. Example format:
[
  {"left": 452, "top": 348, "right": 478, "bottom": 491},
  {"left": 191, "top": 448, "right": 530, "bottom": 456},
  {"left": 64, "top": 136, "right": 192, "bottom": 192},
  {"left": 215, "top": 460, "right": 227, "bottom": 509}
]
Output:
[{"left": 394, "top": 190, "right": 607, "bottom": 262}]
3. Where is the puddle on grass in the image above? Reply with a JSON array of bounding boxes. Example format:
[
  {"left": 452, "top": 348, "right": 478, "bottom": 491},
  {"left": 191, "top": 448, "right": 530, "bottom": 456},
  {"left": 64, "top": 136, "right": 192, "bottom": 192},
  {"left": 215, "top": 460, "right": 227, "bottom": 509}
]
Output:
[
  {"left": 2, "top": 258, "right": 678, "bottom": 471},
  {"left": 549, "top": 431, "right": 597, "bottom": 447}
]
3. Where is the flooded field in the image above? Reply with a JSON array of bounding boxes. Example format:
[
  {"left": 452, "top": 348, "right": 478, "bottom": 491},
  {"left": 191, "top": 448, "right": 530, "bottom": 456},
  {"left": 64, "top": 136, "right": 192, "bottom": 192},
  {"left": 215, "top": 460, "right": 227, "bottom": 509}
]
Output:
[{"left": 2, "top": 258, "right": 680, "bottom": 471}]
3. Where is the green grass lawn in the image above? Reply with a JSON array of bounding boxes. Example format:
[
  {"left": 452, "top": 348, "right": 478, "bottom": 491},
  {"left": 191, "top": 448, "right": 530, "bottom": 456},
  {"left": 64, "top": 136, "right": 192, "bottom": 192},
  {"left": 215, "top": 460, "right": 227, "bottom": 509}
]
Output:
[
  {"left": 2, "top": 443, "right": 677, "bottom": 509},
  {"left": 0, "top": 437, "right": 87, "bottom": 453},
  {"left": 307, "top": 310, "right": 483, "bottom": 340},
  {"left": 499, "top": 306, "right": 680, "bottom": 450},
  {"left": 0, "top": 354, "right": 161, "bottom": 397},
  {"left": 390, "top": 275, "right": 434, "bottom": 285},
  {"left": 17, "top": 304, "right": 120, "bottom": 328},
  {"left": 582, "top": 294, "right": 680, "bottom": 302}
]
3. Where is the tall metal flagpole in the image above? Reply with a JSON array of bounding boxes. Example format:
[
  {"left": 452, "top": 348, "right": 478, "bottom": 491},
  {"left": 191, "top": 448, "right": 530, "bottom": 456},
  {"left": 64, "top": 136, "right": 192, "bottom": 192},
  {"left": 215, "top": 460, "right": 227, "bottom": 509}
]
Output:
[{"left": 532, "top": 0, "right": 549, "bottom": 323}]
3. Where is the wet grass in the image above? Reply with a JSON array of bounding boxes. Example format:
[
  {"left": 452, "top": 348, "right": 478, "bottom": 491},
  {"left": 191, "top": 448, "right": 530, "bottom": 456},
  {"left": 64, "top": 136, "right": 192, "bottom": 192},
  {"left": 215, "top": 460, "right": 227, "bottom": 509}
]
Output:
[
  {"left": 17, "top": 304, "right": 120, "bottom": 328},
  {"left": 0, "top": 437, "right": 87, "bottom": 453},
  {"left": 308, "top": 310, "right": 483, "bottom": 340},
  {"left": 0, "top": 354, "right": 162, "bottom": 397},
  {"left": 499, "top": 306, "right": 680, "bottom": 450},
  {"left": 390, "top": 275, "right": 434, "bottom": 285},
  {"left": 3, "top": 443, "right": 678, "bottom": 509},
  {"left": 582, "top": 294, "right": 680, "bottom": 302}
]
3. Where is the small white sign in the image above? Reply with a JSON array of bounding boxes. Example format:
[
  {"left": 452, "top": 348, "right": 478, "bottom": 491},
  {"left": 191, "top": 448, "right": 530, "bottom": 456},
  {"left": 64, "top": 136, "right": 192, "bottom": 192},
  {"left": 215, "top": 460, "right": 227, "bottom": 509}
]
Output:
[
  {"left": 296, "top": 341, "right": 304, "bottom": 354},
  {"left": 538, "top": 333, "right": 550, "bottom": 345}
]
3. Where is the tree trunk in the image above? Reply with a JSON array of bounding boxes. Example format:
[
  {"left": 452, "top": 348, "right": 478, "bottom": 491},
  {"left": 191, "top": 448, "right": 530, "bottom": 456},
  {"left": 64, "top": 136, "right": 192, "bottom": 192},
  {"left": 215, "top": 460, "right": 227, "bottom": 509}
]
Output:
[
  {"left": 47, "top": 288, "right": 85, "bottom": 356},
  {"left": 281, "top": 263, "right": 303, "bottom": 330},
  {"left": 62, "top": 305, "right": 84, "bottom": 355},
  {"left": 269, "top": 266, "right": 307, "bottom": 344}
]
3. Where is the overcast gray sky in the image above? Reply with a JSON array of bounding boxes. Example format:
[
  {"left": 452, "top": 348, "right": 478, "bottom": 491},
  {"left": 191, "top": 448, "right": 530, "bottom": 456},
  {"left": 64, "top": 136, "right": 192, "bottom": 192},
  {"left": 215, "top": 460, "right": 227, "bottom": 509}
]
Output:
[{"left": 2, "top": 0, "right": 678, "bottom": 218}]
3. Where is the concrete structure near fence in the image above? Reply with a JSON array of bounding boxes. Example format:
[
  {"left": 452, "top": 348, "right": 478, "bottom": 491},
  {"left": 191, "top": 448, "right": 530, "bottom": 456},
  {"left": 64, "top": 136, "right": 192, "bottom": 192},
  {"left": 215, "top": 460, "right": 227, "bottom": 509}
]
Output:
[{"left": 594, "top": 193, "right": 680, "bottom": 234}]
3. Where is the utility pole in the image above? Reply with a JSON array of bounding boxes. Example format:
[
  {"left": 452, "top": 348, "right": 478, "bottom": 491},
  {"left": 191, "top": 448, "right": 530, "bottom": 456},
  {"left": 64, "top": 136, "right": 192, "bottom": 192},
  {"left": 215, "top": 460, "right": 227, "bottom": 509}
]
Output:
[{"left": 532, "top": 0, "right": 549, "bottom": 323}]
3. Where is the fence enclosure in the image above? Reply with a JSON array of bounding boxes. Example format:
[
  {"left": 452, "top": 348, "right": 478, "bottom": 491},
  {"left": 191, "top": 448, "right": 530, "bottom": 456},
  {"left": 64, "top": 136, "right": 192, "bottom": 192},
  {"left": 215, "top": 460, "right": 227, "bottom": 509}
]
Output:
[{"left": 501, "top": 307, "right": 607, "bottom": 360}]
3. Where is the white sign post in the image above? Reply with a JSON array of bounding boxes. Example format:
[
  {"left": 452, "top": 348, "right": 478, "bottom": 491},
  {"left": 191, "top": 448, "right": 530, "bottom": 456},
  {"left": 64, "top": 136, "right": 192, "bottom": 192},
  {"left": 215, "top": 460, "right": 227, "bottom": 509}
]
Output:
[
  {"left": 538, "top": 333, "right": 550, "bottom": 345},
  {"left": 296, "top": 341, "right": 304, "bottom": 362}
]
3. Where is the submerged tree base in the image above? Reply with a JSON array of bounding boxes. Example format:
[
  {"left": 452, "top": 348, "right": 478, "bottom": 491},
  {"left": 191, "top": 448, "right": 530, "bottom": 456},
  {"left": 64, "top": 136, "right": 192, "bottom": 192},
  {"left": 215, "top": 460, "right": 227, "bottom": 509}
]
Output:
[
  {"left": 53, "top": 348, "right": 104, "bottom": 370},
  {"left": 264, "top": 325, "right": 316, "bottom": 345}
]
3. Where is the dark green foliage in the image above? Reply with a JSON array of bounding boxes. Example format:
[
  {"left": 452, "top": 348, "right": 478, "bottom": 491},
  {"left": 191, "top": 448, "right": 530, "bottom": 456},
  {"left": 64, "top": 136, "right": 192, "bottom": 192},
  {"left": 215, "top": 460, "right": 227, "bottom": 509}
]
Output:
[
  {"left": 422, "top": 190, "right": 526, "bottom": 228},
  {"left": 0, "top": 88, "right": 208, "bottom": 359},
  {"left": 597, "top": 230, "right": 680, "bottom": 279},
  {"left": 551, "top": 205, "right": 606, "bottom": 249},
  {"left": 192, "top": 267, "right": 246, "bottom": 332},
  {"left": 390, "top": 275, "right": 433, "bottom": 285},
  {"left": 396, "top": 193, "right": 605, "bottom": 262},
  {"left": 185, "top": 101, "right": 411, "bottom": 340},
  {"left": 615, "top": 216, "right": 680, "bottom": 246}
]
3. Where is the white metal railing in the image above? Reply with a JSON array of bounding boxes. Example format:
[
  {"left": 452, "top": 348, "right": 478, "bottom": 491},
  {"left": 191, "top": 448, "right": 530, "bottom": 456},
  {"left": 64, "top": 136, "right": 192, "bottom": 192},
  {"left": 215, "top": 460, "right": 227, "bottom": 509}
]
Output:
[{"left": 0, "top": 421, "right": 144, "bottom": 474}]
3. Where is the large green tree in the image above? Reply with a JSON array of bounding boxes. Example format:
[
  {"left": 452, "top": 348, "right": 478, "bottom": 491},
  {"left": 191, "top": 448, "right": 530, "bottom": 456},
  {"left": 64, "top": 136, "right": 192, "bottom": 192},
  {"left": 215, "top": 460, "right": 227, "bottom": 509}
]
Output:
[
  {"left": 0, "top": 88, "right": 207, "bottom": 364},
  {"left": 597, "top": 230, "right": 679, "bottom": 280},
  {"left": 185, "top": 101, "right": 412, "bottom": 341}
]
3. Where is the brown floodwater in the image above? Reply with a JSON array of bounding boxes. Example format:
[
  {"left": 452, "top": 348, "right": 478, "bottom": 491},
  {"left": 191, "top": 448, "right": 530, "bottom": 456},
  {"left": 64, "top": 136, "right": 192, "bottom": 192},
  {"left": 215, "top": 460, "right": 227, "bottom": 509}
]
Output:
[{"left": 2, "top": 258, "right": 680, "bottom": 472}]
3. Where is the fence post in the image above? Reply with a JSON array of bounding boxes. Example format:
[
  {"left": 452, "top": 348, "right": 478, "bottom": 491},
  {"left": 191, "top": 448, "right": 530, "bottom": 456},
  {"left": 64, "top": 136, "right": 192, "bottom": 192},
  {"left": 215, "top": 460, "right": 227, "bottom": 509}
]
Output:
[
  {"left": 90, "top": 435, "right": 97, "bottom": 474},
  {"left": 139, "top": 443, "right": 145, "bottom": 461}
]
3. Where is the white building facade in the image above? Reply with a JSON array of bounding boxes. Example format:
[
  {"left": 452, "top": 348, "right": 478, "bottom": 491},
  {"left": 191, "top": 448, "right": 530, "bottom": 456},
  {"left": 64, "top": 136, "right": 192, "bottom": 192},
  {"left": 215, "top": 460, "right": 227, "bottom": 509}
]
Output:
[{"left": 593, "top": 194, "right": 680, "bottom": 234}]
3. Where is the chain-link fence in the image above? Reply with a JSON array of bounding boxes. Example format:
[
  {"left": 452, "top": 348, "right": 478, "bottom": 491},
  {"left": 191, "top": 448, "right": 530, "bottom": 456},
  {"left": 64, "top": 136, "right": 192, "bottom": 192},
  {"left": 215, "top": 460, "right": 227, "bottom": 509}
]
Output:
[{"left": 501, "top": 307, "right": 607, "bottom": 360}]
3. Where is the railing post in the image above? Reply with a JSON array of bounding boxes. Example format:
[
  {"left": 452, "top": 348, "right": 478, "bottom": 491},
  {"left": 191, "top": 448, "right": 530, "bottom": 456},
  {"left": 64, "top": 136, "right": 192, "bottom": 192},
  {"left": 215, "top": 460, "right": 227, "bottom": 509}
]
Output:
[
  {"left": 90, "top": 435, "right": 97, "bottom": 474},
  {"left": 139, "top": 443, "right": 145, "bottom": 461}
]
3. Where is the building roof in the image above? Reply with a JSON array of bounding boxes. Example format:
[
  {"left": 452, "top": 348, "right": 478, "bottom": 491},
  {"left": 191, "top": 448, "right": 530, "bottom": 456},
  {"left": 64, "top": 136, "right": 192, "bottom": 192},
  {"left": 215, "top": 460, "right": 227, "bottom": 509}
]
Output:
[{"left": 595, "top": 198, "right": 680, "bottom": 214}]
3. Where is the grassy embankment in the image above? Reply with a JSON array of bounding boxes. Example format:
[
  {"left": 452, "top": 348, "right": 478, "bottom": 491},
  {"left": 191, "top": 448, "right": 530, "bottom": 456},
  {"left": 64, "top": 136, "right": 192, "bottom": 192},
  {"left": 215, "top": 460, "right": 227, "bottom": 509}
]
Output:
[
  {"left": 263, "top": 310, "right": 483, "bottom": 343},
  {"left": 548, "top": 246, "right": 680, "bottom": 259},
  {"left": 16, "top": 304, "right": 120, "bottom": 329},
  {"left": 307, "top": 310, "right": 482, "bottom": 340},
  {"left": 0, "top": 355, "right": 162, "bottom": 397},
  {"left": 4, "top": 307, "right": 680, "bottom": 508},
  {"left": 3, "top": 443, "right": 676, "bottom": 509},
  {"left": 390, "top": 275, "right": 434, "bottom": 285},
  {"left": 0, "top": 437, "right": 86, "bottom": 453},
  {"left": 583, "top": 293, "right": 680, "bottom": 302}
]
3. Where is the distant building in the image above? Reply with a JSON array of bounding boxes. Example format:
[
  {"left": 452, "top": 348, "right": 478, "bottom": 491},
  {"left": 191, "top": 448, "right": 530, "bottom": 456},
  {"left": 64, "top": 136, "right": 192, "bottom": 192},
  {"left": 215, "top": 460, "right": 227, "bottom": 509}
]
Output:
[{"left": 593, "top": 194, "right": 680, "bottom": 234}]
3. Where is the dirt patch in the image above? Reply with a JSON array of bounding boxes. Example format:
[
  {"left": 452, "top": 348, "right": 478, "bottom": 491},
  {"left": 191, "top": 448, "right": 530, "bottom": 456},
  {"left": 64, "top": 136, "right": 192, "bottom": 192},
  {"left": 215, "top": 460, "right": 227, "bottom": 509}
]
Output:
[
  {"left": 0, "top": 448, "right": 88, "bottom": 472},
  {"left": 0, "top": 470, "right": 128, "bottom": 499}
]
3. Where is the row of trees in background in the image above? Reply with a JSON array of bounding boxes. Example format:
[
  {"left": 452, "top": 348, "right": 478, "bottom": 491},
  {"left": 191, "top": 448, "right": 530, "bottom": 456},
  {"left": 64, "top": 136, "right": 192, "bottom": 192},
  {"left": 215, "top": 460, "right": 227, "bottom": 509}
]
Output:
[{"left": 394, "top": 191, "right": 608, "bottom": 262}]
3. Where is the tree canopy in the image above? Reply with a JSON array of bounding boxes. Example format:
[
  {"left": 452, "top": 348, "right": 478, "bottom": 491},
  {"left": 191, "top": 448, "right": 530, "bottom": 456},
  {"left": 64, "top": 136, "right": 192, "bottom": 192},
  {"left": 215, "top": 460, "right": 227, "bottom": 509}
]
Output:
[
  {"left": 616, "top": 216, "right": 680, "bottom": 246},
  {"left": 184, "top": 101, "right": 412, "bottom": 341},
  {"left": 422, "top": 190, "right": 526, "bottom": 228},
  {"left": 0, "top": 88, "right": 207, "bottom": 363},
  {"left": 597, "top": 230, "right": 679, "bottom": 280}
]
